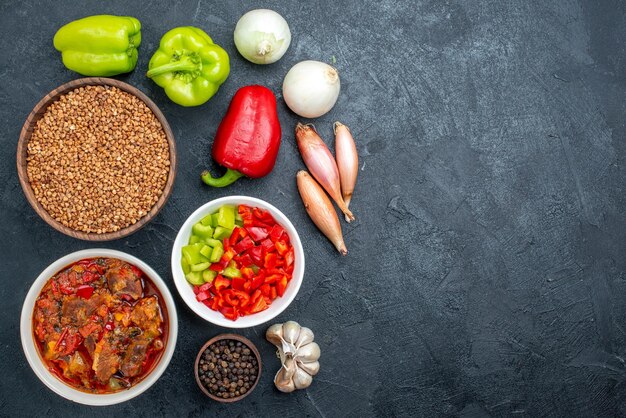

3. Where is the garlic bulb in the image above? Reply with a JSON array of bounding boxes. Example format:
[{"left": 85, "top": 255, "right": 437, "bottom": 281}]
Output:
[{"left": 266, "top": 320, "right": 321, "bottom": 392}]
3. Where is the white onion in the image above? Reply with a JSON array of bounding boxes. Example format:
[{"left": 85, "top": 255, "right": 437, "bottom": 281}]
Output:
[
  {"left": 283, "top": 60, "right": 341, "bottom": 118},
  {"left": 234, "top": 9, "right": 291, "bottom": 64}
]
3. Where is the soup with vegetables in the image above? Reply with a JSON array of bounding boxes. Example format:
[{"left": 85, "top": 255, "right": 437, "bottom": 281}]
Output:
[{"left": 32, "top": 257, "right": 168, "bottom": 393}]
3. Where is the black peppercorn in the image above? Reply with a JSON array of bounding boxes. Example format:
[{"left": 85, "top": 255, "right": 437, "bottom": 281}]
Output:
[{"left": 198, "top": 339, "right": 259, "bottom": 400}]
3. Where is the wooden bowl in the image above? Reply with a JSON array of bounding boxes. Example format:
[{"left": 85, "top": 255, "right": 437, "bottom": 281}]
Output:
[
  {"left": 16, "top": 77, "right": 177, "bottom": 241},
  {"left": 194, "top": 334, "right": 262, "bottom": 403}
]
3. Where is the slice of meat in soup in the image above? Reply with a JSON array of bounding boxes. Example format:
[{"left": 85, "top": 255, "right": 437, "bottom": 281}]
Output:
[
  {"left": 120, "top": 338, "right": 150, "bottom": 377},
  {"left": 130, "top": 296, "right": 162, "bottom": 338},
  {"left": 61, "top": 294, "right": 106, "bottom": 327},
  {"left": 84, "top": 334, "right": 98, "bottom": 359},
  {"left": 106, "top": 260, "right": 143, "bottom": 300},
  {"left": 92, "top": 334, "right": 121, "bottom": 383}
]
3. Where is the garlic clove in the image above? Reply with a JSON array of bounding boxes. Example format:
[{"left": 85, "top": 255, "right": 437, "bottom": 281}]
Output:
[
  {"left": 295, "top": 342, "right": 321, "bottom": 363},
  {"left": 282, "top": 321, "right": 301, "bottom": 346},
  {"left": 266, "top": 323, "right": 284, "bottom": 347},
  {"left": 297, "top": 359, "right": 320, "bottom": 376},
  {"left": 274, "top": 356, "right": 297, "bottom": 393},
  {"left": 295, "top": 327, "right": 315, "bottom": 349},
  {"left": 293, "top": 366, "right": 313, "bottom": 390}
]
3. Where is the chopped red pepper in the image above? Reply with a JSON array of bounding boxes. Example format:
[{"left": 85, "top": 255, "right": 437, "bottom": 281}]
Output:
[
  {"left": 250, "top": 274, "right": 265, "bottom": 290},
  {"left": 275, "top": 240, "right": 288, "bottom": 256},
  {"left": 229, "top": 227, "right": 247, "bottom": 245},
  {"left": 246, "top": 295, "right": 268, "bottom": 314},
  {"left": 276, "top": 275, "right": 288, "bottom": 297},
  {"left": 196, "top": 291, "right": 210, "bottom": 302},
  {"left": 81, "top": 271, "right": 98, "bottom": 284},
  {"left": 55, "top": 327, "right": 69, "bottom": 350},
  {"left": 76, "top": 285, "right": 94, "bottom": 299},
  {"left": 198, "top": 282, "right": 212, "bottom": 293},
  {"left": 264, "top": 253, "right": 278, "bottom": 269},
  {"left": 269, "top": 224, "right": 285, "bottom": 242},
  {"left": 260, "top": 238, "right": 275, "bottom": 253},
  {"left": 270, "top": 286, "right": 277, "bottom": 300},
  {"left": 234, "top": 253, "right": 254, "bottom": 267},
  {"left": 246, "top": 246, "right": 264, "bottom": 265},
  {"left": 233, "top": 236, "right": 255, "bottom": 254},
  {"left": 260, "top": 283, "right": 271, "bottom": 297},
  {"left": 285, "top": 248, "right": 295, "bottom": 267},
  {"left": 247, "top": 226, "right": 269, "bottom": 242},
  {"left": 220, "top": 306, "right": 239, "bottom": 321},
  {"left": 214, "top": 275, "right": 231, "bottom": 291},
  {"left": 231, "top": 276, "right": 246, "bottom": 291},
  {"left": 222, "top": 290, "right": 239, "bottom": 306},
  {"left": 240, "top": 267, "right": 255, "bottom": 279},
  {"left": 231, "top": 290, "right": 251, "bottom": 307}
]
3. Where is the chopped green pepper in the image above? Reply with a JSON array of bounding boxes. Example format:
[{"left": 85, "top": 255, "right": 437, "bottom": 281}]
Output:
[
  {"left": 205, "top": 238, "right": 223, "bottom": 248},
  {"left": 200, "top": 213, "right": 215, "bottom": 227},
  {"left": 200, "top": 245, "right": 212, "bottom": 259},
  {"left": 146, "top": 27, "right": 230, "bottom": 107},
  {"left": 182, "top": 244, "right": 209, "bottom": 265},
  {"left": 189, "top": 235, "right": 202, "bottom": 244},
  {"left": 210, "top": 246, "right": 224, "bottom": 262},
  {"left": 203, "top": 270, "right": 218, "bottom": 283},
  {"left": 192, "top": 222, "right": 214, "bottom": 239},
  {"left": 181, "top": 257, "right": 191, "bottom": 275},
  {"left": 223, "top": 266, "right": 242, "bottom": 279},
  {"left": 191, "top": 262, "right": 211, "bottom": 272},
  {"left": 185, "top": 271, "right": 205, "bottom": 285},
  {"left": 213, "top": 226, "right": 233, "bottom": 240},
  {"left": 217, "top": 205, "right": 235, "bottom": 229}
]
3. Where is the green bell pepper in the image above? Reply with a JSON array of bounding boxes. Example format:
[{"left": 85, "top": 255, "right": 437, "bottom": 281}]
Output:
[
  {"left": 147, "top": 27, "right": 230, "bottom": 107},
  {"left": 53, "top": 15, "right": 141, "bottom": 76}
]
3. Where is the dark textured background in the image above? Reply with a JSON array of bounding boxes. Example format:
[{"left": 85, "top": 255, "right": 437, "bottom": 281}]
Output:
[{"left": 1, "top": 0, "right": 625, "bottom": 416}]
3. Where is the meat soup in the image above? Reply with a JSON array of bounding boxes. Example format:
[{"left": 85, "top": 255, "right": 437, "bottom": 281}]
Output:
[{"left": 32, "top": 257, "right": 168, "bottom": 393}]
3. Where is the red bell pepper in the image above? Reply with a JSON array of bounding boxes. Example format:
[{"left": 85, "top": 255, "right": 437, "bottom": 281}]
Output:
[{"left": 201, "top": 85, "right": 282, "bottom": 187}]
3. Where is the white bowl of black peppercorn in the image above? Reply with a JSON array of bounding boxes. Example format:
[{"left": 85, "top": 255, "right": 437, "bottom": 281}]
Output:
[{"left": 194, "top": 334, "right": 262, "bottom": 402}]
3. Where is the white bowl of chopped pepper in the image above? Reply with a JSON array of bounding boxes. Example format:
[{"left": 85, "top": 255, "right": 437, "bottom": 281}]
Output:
[{"left": 171, "top": 196, "right": 305, "bottom": 328}]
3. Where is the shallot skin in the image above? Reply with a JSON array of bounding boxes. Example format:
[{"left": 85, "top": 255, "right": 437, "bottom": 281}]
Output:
[
  {"left": 295, "top": 123, "right": 354, "bottom": 222},
  {"left": 334, "top": 122, "right": 358, "bottom": 221},
  {"left": 296, "top": 171, "right": 348, "bottom": 255}
]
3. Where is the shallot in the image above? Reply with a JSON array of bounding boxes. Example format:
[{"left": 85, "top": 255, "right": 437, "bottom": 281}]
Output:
[
  {"left": 283, "top": 60, "right": 340, "bottom": 118},
  {"left": 296, "top": 171, "right": 347, "bottom": 255},
  {"left": 295, "top": 123, "right": 354, "bottom": 222},
  {"left": 334, "top": 122, "right": 359, "bottom": 221}
]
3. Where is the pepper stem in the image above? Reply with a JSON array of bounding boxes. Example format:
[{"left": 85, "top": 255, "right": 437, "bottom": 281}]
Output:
[
  {"left": 201, "top": 168, "right": 244, "bottom": 188},
  {"left": 146, "top": 58, "right": 199, "bottom": 78}
]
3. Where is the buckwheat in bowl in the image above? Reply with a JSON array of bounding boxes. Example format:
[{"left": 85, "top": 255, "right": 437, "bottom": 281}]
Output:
[{"left": 17, "top": 78, "right": 177, "bottom": 241}]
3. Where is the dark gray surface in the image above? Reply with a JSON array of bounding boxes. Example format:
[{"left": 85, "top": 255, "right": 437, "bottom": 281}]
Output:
[{"left": 1, "top": 0, "right": 625, "bottom": 416}]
